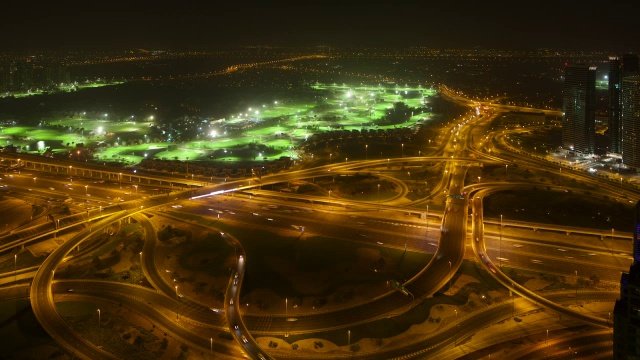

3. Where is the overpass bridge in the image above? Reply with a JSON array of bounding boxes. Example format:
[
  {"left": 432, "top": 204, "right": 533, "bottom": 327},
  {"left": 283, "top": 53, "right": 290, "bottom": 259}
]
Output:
[{"left": 1, "top": 154, "right": 206, "bottom": 188}]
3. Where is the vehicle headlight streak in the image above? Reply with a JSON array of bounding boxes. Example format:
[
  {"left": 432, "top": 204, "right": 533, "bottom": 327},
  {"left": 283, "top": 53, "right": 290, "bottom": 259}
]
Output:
[{"left": 190, "top": 188, "right": 236, "bottom": 200}]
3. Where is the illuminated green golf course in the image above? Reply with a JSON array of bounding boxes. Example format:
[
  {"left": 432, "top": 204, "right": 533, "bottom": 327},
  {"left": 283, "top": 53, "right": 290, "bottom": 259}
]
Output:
[{"left": 2, "top": 83, "right": 436, "bottom": 165}]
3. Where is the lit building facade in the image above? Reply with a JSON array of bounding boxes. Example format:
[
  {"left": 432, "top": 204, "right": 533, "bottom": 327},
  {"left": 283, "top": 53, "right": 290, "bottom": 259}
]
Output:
[
  {"left": 609, "top": 54, "right": 639, "bottom": 155},
  {"left": 621, "top": 76, "right": 640, "bottom": 170},
  {"left": 562, "top": 64, "right": 596, "bottom": 154}
]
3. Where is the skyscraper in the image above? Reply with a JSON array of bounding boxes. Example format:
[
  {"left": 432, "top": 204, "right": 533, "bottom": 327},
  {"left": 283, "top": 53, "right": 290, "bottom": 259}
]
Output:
[
  {"left": 621, "top": 76, "right": 640, "bottom": 170},
  {"left": 562, "top": 64, "right": 596, "bottom": 154},
  {"left": 613, "top": 200, "right": 640, "bottom": 359},
  {"left": 609, "top": 56, "right": 622, "bottom": 154},
  {"left": 609, "top": 54, "right": 639, "bottom": 155}
]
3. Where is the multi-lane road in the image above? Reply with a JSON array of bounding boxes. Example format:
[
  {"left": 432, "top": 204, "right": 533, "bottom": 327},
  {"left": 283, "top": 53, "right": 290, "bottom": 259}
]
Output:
[{"left": 2, "top": 88, "right": 638, "bottom": 359}]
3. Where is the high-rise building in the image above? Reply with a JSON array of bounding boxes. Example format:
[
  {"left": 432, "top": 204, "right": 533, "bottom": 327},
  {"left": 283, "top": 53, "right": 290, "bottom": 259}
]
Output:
[
  {"left": 609, "top": 54, "right": 640, "bottom": 154},
  {"left": 613, "top": 200, "right": 640, "bottom": 359},
  {"left": 562, "top": 64, "right": 596, "bottom": 154},
  {"left": 621, "top": 76, "right": 640, "bottom": 170},
  {"left": 609, "top": 56, "right": 622, "bottom": 153}
]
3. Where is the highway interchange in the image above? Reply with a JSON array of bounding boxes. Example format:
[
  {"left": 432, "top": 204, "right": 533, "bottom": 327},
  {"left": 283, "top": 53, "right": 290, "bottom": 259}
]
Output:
[{"left": 0, "top": 87, "right": 637, "bottom": 359}]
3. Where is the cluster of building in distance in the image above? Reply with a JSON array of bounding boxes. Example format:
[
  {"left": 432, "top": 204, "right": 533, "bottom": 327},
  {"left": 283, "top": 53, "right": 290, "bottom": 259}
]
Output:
[{"left": 562, "top": 54, "right": 639, "bottom": 171}]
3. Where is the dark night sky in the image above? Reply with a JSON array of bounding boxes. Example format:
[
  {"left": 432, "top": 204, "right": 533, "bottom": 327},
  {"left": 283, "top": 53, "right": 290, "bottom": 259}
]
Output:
[{"left": 1, "top": 1, "right": 639, "bottom": 51}]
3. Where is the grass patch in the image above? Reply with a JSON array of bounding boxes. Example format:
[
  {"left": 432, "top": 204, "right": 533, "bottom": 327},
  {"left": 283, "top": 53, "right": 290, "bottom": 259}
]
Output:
[
  {"left": 278, "top": 292, "right": 464, "bottom": 346},
  {"left": 178, "top": 232, "right": 233, "bottom": 277},
  {"left": 483, "top": 188, "right": 634, "bottom": 230}
]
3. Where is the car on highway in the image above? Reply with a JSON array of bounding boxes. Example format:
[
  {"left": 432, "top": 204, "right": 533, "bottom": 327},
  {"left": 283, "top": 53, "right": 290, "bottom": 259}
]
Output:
[
  {"left": 234, "top": 324, "right": 239, "bottom": 330},
  {"left": 258, "top": 354, "right": 267, "bottom": 360},
  {"left": 241, "top": 335, "right": 248, "bottom": 343}
]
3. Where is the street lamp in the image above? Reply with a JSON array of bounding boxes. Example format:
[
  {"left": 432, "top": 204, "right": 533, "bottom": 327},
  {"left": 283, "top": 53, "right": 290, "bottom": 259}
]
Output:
[
  {"left": 499, "top": 215, "right": 503, "bottom": 268},
  {"left": 134, "top": 185, "right": 138, "bottom": 198},
  {"left": 575, "top": 270, "right": 578, "bottom": 305},
  {"left": 448, "top": 261, "right": 452, "bottom": 292},
  {"left": 505, "top": 164, "right": 508, "bottom": 177},
  {"left": 348, "top": 330, "right": 351, "bottom": 349},
  {"left": 329, "top": 153, "right": 332, "bottom": 164},
  {"left": 365, "top": 144, "right": 368, "bottom": 160},
  {"left": 285, "top": 298, "right": 288, "bottom": 337},
  {"left": 401, "top": 143, "right": 404, "bottom": 158},
  {"left": 454, "top": 309, "right": 458, "bottom": 346},
  {"left": 14, "top": 254, "right": 17, "bottom": 282},
  {"left": 511, "top": 283, "right": 515, "bottom": 317},
  {"left": 84, "top": 185, "right": 88, "bottom": 195},
  {"left": 97, "top": 309, "right": 101, "bottom": 345},
  {"left": 377, "top": 184, "right": 380, "bottom": 210},
  {"left": 175, "top": 285, "right": 179, "bottom": 320},
  {"left": 426, "top": 205, "right": 429, "bottom": 238}
]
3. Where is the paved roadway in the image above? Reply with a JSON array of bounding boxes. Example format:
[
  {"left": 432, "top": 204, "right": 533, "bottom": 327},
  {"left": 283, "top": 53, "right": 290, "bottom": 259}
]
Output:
[{"left": 15, "top": 87, "right": 636, "bottom": 359}]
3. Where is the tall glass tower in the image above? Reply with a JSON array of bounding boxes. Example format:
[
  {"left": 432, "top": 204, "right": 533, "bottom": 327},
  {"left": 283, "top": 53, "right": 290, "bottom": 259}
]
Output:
[
  {"left": 609, "top": 56, "right": 622, "bottom": 154},
  {"left": 621, "top": 76, "right": 640, "bottom": 170},
  {"left": 562, "top": 64, "right": 596, "bottom": 154},
  {"left": 609, "top": 54, "right": 639, "bottom": 155}
]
